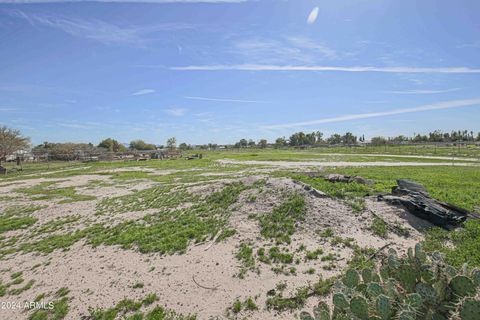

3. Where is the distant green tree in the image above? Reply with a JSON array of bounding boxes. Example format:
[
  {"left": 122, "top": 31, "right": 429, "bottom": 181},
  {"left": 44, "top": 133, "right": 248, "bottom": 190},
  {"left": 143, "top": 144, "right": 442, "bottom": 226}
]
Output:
[
  {"left": 289, "top": 132, "right": 306, "bottom": 146},
  {"left": 129, "top": 140, "right": 156, "bottom": 150},
  {"left": 428, "top": 130, "right": 444, "bottom": 142},
  {"left": 341, "top": 132, "right": 357, "bottom": 145},
  {"left": 275, "top": 137, "right": 288, "bottom": 148},
  {"left": 327, "top": 133, "right": 342, "bottom": 145},
  {"left": 98, "top": 138, "right": 126, "bottom": 152},
  {"left": 238, "top": 139, "right": 248, "bottom": 148},
  {"left": 248, "top": 139, "right": 256, "bottom": 147},
  {"left": 32, "top": 142, "right": 94, "bottom": 161},
  {"left": 0, "top": 126, "right": 30, "bottom": 165},
  {"left": 179, "top": 143, "right": 189, "bottom": 151},
  {"left": 167, "top": 137, "right": 177, "bottom": 150},
  {"left": 314, "top": 131, "right": 324, "bottom": 144},
  {"left": 370, "top": 136, "right": 387, "bottom": 146},
  {"left": 258, "top": 139, "right": 268, "bottom": 148}
]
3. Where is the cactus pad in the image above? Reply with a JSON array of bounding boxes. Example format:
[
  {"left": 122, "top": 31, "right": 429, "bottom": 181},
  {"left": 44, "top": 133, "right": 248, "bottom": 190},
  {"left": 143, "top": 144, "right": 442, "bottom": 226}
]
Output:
[
  {"left": 367, "top": 282, "right": 384, "bottom": 297},
  {"left": 350, "top": 296, "right": 369, "bottom": 320},
  {"left": 450, "top": 276, "right": 475, "bottom": 297},
  {"left": 362, "top": 268, "right": 373, "bottom": 283},
  {"left": 375, "top": 294, "right": 392, "bottom": 320},
  {"left": 398, "top": 310, "right": 416, "bottom": 320},
  {"left": 471, "top": 269, "right": 480, "bottom": 287},
  {"left": 380, "top": 264, "right": 390, "bottom": 281},
  {"left": 406, "top": 293, "right": 423, "bottom": 309},
  {"left": 459, "top": 298, "right": 480, "bottom": 320},
  {"left": 445, "top": 265, "right": 458, "bottom": 278},
  {"left": 313, "top": 302, "right": 331, "bottom": 320},
  {"left": 343, "top": 269, "right": 360, "bottom": 288},
  {"left": 397, "top": 264, "right": 417, "bottom": 293},
  {"left": 332, "top": 293, "right": 349, "bottom": 310},
  {"left": 416, "top": 283, "right": 437, "bottom": 305},
  {"left": 415, "top": 243, "right": 426, "bottom": 261},
  {"left": 407, "top": 247, "right": 414, "bottom": 261},
  {"left": 388, "top": 254, "right": 400, "bottom": 269}
]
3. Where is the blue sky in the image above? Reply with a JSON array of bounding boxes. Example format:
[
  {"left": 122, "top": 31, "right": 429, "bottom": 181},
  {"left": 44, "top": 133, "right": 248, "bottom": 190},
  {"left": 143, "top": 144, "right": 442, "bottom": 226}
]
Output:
[{"left": 1, "top": 0, "right": 480, "bottom": 145}]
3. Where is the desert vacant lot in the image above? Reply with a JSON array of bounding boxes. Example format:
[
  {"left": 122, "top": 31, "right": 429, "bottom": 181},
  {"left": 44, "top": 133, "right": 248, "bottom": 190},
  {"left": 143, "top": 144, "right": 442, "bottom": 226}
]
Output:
[{"left": 0, "top": 148, "right": 479, "bottom": 319}]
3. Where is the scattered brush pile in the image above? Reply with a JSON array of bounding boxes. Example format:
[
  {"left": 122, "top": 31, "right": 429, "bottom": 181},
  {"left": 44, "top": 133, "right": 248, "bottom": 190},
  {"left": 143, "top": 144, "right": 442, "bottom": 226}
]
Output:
[{"left": 301, "top": 244, "right": 480, "bottom": 319}]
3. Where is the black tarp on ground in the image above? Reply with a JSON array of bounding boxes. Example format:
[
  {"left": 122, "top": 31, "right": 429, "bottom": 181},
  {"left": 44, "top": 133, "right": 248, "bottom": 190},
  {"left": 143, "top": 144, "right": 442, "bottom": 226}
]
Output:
[{"left": 378, "top": 179, "right": 476, "bottom": 230}]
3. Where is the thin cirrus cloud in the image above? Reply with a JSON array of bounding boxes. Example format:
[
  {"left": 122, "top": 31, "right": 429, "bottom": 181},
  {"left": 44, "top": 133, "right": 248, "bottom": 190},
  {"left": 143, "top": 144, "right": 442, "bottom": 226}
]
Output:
[
  {"left": 165, "top": 107, "right": 187, "bottom": 117},
  {"left": 0, "top": 0, "right": 249, "bottom": 3},
  {"left": 0, "top": 107, "right": 39, "bottom": 114},
  {"left": 262, "top": 98, "right": 480, "bottom": 129},
  {"left": 132, "top": 89, "right": 156, "bottom": 96},
  {"left": 384, "top": 88, "right": 461, "bottom": 94},
  {"left": 0, "top": 107, "right": 17, "bottom": 112},
  {"left": 184, "top": 96, "right": 269, "bottom": 103},
  {"left": 171, "top": 64, "right": 480, "bottom": 74},
  {"left": 8, "top": 10, "right": 195, "bottom": 46},
  {"left": 229, "top": 36, "right": 338, "bottom": 65}
]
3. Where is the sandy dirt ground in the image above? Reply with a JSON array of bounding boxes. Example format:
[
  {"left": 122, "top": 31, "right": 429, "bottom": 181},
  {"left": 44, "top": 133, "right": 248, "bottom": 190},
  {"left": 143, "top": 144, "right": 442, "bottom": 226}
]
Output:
[{"left": 0, "top": 167, "right": 434, "bottom": 320}]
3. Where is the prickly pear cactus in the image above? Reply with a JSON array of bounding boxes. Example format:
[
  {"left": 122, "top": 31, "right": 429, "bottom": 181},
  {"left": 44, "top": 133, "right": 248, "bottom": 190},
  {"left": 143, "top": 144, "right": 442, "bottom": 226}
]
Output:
[
  {"left": 397, "top": 264, "right": 417, "bottom": 293},
  {"left": 362, "top": 268, "right": 372, "bottom": 283},
  {"left": 299, "top": 311, "right": 314, "bottom": 320},
  {"left": 375, "top": 294, "right": 392, "bottom": 320},
  {"left": 367, "top": 282, "right": 384, "bottom": 297},
  {"left": 416, "top": 282, "right": 437, "bottom": 305},
  {"left": 387, "top": 253, "right": 400, "bottom": 269},
  {"left": 450, "top": 276, "right": 475, "bottom": 297},
  {"left": 459, "top": 298, "right": 480, "bottom": 320},
  {"left": 397, "top": 310, "right": 416, "bottom": 320},
  {"left": 471, "top": 269, "right": 480, "bottom": 287},
  {"left": 350, "top": 296, "right": 369, "bottom": 320},
  {"left": 445, "top": 265, "right": 458, "bottom": 278},
  {"left": 313, "top": 302, "right": 330, "bottom": 320},
  {"left": 421, "top": 265, "right": 435, "bottom": 284},
  {"left": 414, "top": 243, "right": 426, "bottom": 262},
  {"left": 406, "top": 293, "right": 423, "bottom": 309},
  {"left": 332, "top": 293, "right": 349, "bottom": 311},
  {"left": 304, "top": 243, "right": 480, "bottom": 320},
  {"left": 343, "top": 269, "right": 360, "bottom": 288}
]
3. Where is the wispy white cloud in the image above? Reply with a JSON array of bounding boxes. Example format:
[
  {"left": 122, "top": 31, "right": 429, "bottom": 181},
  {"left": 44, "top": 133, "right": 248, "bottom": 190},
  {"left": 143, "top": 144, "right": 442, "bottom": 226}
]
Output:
[
  {"left": 1, "top": 0, "right": 248, "bottom": 3},
  {"left": 57, "top": 122, "right": 92, "bottom": 129},
  {"left": 385, "top": 88, "right": 461, "bottom": 94},
  {"left": 171, "top": 64, "right": 480, "bottom": 73},
  {"left": 286, "top": 36, "right": 338, "bottom": 59},
  {"left": 456, "top": 41, "right": 480, "bottom": 49},
  {"left": 262, "top": 98, "right": 480, "bottom": 129},
  {"left": 184, "top": 96, "right": 268, "bottom": 103},
  {"left": 0, "top": 107, "right": 40, "bottom": 114},
  {"left": 231, "top": 38, "right": 312, "bottom": 64},
  {"left": 132, "top": 89, "right": 156, "bottom": 96},
  {"left": 307, "top": 7, "right": 319, "bottom": 25},
  {"left": 165, "top": 107, "right": 187, "bottom": 117},
  {"left": 230, "top": 36, "right": 338, "bottom": 64},
  {"left": 8, "top": 10, "right": 194, "bottom": 46},
  {"left": 0, "top": 107, "right": 17, "bottom": 112}
]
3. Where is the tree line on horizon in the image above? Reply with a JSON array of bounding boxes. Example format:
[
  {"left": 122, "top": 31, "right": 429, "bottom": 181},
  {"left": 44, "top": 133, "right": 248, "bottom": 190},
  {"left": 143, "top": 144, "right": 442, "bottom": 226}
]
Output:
[
  {"left": 234, "top": 130, "right": 480, "bottom": 148},
  {"left": 1, "top": 125, "right": 480, "bottom": 163}
]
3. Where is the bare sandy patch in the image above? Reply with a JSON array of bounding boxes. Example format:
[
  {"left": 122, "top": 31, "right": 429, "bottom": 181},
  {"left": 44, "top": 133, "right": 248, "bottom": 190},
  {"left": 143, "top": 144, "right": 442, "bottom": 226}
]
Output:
[{"left": 0, "top": 174, "right": 431, "bottom": 320}]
